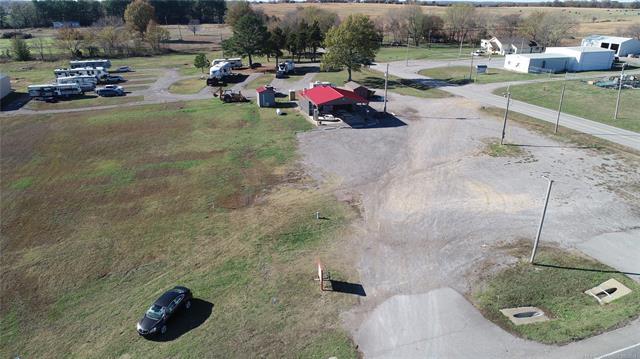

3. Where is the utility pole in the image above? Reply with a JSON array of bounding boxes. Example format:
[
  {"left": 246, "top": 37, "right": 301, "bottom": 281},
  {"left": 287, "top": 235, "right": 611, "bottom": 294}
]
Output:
[
  {"left": 500, "top": 92, "right": 511, "bottom": 145},
  {"left": 405, "top": 35, "right": 410, "bottom": 67},
  {"left": 458, "top": 32, "right": 466, "bottom": 59},
  {"left": 555, "top": 73, "right": 567, "bottom": 134},
  {"left": 383, "top": 63, "right": 389, "bottom": 113},
  {"left": 427, "top": 29, "right": 432, "bottom": 49},
  {"left": 469, "top": 52, "right": 475, "bottom": 82},
  {"left": 614, "top": 63, "right": 625, "bottom": 120},
  {"left": 530, "top": 178, "right": 554, "bottom": 264}
]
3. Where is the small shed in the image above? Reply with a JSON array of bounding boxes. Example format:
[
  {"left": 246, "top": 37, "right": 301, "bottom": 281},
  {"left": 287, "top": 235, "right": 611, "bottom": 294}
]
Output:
[
  {"left": 343, "top": 81, "right": 374, "bottom": 99},
  {"left": 256, "top": 85, "right": 275, "bottom": 107},
  {"left": 0, "top": 73, "right": 12, "bottom": 100}
]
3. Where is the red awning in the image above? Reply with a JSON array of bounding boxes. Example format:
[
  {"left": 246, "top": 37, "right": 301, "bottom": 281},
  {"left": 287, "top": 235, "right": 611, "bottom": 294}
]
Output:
[{"left": 300, "top": 86, "right": 368, "bottom": 106}]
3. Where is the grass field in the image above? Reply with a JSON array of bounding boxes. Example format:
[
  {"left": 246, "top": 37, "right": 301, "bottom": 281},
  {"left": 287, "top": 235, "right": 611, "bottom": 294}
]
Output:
[
  {"left": 315, "top": 68, "right": 452, "bottom": 99},
  {"left": 474, "top": 246, "right": 640, "bottom": 344},
  {"left": 168, "top": 77, "right": 206, "bottom": 94},
  {"left": 495, "top": 80, "right": 640, "bottom": 133},
  {"left": 244, "top": 74, "right": 274, "bottom": 91},
  {"left": 0, "top": 99, "right": 360, "bottom": 358},
  {"left": 376, "top": 45, "right": 476, "bottom": 62},
  {"left": 25, "top": 95, "right": 144, "bottom": 110},
  {"left": 420, "top": 66, "right": 556, "bottom": 85}
]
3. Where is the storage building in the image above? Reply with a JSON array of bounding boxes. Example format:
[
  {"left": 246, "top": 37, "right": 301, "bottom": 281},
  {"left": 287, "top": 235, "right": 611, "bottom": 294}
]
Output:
[
  {"left": 581, "top": 35, "right": 640, "bottom": 57},
  {"left": 504, "top": 47, "right": 614, "bottom": 73},
  {"left": 343, "top": 81, "right": 374, "bottom": 100},
  {"left": 0, "top": 74, "right": 12, "bottom": 100},
  {"left": 298, "top": 86, "right": 368, "bottom": 116},
  {"left": 256, "top": 85, "right": 276, "bottom": 107}
]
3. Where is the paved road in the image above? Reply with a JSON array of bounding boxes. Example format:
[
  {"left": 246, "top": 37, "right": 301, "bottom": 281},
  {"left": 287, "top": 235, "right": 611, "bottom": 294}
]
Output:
[{"left": 373, "top": 61, "right": 640, "bottom": 152}]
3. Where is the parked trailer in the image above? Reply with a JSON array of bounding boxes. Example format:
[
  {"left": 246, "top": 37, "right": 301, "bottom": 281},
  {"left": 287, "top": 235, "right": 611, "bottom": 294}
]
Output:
[
  {"left": 56, "top": 75, "right": 97, "bottom": 91},
  {"left": 211, "top": 58, "right": 243, "bottom": 69},
  {"left": 28, "top": 83, "right": 83, "bottom": 100},
  {"left": 70, "top": 59, "right": 112, "bottom": 69},
  {"left": 276, "top": 60, "right": 295, "bottom": 78},
  {"left": 55, "top": 67, "right": 109, "bottom": 81},
  {"left": 206, "top": 62, "right": 233, "bottom": 86}
]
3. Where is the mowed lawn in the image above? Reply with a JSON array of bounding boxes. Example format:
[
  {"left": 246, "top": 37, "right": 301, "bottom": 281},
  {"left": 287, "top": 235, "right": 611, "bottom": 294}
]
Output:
[
  {"left": 419, "top": 66, "right": 555, "bottom": 85},
  {"left": 168, "top": 77, "right": 207, "bottom": 94},
  {"left": 474, "top": 247, "right": 640, "bottom": 344},
  {"left": 0, "top": 100, "right": 360, "bottom": 358},
  {"left": 376, "top": 44, "right": 476, "bottom": 62},
  {"left": 315, "top": 68, "right": 452, "bottom": 99},
  {"left": 497, "top": 80, "right": 640, "bottom": 132}
]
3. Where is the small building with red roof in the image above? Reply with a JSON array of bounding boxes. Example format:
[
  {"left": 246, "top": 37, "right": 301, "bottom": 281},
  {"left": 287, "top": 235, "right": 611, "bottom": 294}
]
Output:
[
  {"left": 256, "top": 85, "right": 276, "bottom": 107},
  {"left": 298, "top": 85, "right": 369, "bottom": 117}
]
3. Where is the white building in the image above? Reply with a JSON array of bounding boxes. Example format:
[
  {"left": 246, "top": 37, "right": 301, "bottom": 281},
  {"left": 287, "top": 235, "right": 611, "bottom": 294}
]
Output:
[
  {"left": 581, "top": 35, "right": 640, "bottom": 57},
  {"left": 480, "top": 37, "right": 544, "bottom": 55},
  {"left": 504, "top": 47, "right": 614, "bottom": 73},
  {"left": 0, "top": 73, "right": 12, "bottom": 100}
]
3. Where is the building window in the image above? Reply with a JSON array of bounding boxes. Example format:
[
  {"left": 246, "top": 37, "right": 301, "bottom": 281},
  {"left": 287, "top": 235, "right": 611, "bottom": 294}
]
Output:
[{"left": 601, "top": 42, "right": 609, "bottom": 49}]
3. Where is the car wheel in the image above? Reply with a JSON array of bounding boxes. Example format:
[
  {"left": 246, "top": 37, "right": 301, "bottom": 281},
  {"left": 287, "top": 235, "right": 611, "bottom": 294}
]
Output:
[
  {"left": 160, "top": 325, "right": 167, "bottom": 335},
  {"left": 185, "top": 300, "right": 192, "bottom": 309}
]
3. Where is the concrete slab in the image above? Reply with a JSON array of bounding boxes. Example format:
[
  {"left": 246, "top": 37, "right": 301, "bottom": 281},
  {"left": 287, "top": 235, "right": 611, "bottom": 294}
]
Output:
[
  {"left": 500, "top": 306, "right": 550, "bottom": 325},
  {"left": 585, "top": 278, "right": 632, "bottom": 304},
  {"left": 577, "top": 229, "right": 640, "bottom": 282}
]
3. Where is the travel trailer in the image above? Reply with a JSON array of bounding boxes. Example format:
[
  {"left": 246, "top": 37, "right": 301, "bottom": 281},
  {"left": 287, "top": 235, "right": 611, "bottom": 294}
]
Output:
[
  {"left": 54, "top": 67, "right": 109, "bottom": 81},
  {"left": 56, "top": 75, "right": 97, "bottom": 91},
  {"left": 207, "top": 62, "right": 233, "bottom": 86},
  {"left": 28, "top": 83, "right": 83, "bottom": 100},
  {"left": 211, "top": 58, "right": 243, "bottom": 69},
  {"left": 69, "top": 59, "right": 112, "bottom": 69}
]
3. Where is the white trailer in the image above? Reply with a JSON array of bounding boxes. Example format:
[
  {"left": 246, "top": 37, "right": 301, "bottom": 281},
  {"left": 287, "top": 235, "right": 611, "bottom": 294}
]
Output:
[
  {"left": 55, "top": 67, "right": 109, "bottom": 81},
  {"left": 207, "top": 62, "right": 233, "bottom": 86},
  {"left": 28, "top": 83, "right": 83, "bottom": 100},
  {"left": 70, "top": 59, "right": 112, "bottom": 69},
  {"left": 211, "top": 58, "right": 243, "bottom": 69},
  {"left": 56, "top": 75, "right": 97, "bottom": 91},
  {"left": 276, "top": 60, "right": 295, "bottom": 78}
]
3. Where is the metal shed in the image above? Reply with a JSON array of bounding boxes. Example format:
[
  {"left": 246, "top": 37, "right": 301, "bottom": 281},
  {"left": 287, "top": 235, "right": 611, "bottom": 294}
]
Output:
[
  {"left": 256, "top": 85, "right": 276, "bottom": 107},
  {"left": 298, "top": 86, "right": 368, "bottom": 116},
  {"left": 343, "top": 81, "right": 374, "bottom": 100},
  {"left": 581, "top": 35, "right": 640, "bottom": 57}
]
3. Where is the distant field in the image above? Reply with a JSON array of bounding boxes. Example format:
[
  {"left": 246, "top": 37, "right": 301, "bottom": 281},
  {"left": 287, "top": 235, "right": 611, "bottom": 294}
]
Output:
[
  {"left": 496, "top": 79, "right": 640, "bottom": 132},
  {"left": 0, "top": 99, "right": 359, "bottom": 357},
  {"left": 255, "top": 3, "right": 640, "bottom": 39},
  {"left": 419, "top": 66, "right": 558, "bottom": 84}
]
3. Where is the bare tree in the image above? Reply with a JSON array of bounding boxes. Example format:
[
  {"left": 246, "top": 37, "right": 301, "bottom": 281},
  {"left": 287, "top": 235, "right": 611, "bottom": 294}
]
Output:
[
  {"left": 56, "top": 27, "right": 85, "bottom": 58},
  {"left": 385, "top": 8, "right": 408, "bottom": 44},
  {"left": 34, "top": 37, "right": 46, "bottom": 61},
  {"left": 519, "top": 11, "right": 576, "bottom": 47},
  {"left": 622, "top": 24, "right": 640, "bottom": 39},
  {"left": 444, "top": 3, "right": 478, "bottom": 43},
  {"left": 494, "top": 14, "right": 522, "bottom": 38},
  {"left": 188, "top": 19, "right": 201, "bottom": 36}
]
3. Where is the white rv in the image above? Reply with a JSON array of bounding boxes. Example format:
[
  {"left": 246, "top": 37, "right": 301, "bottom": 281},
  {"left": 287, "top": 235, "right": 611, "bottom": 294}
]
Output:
[
  {"left": 70, "top": 59, "right": 112, "bottom": 69},
  {"left": 56, "top": 75, "right": 97, "bottom": 91},
  {"left": 54, "top": 67, "right": 109, "bottom": 81},
  {"left": 211, "top": 58, "right": 243, "bottom": 69},
  {"left": 207, "top": 62, "right": 233, "bottom": 85},
  {"left": 28, "top": 83, "right": 83, "bottom": 100}
]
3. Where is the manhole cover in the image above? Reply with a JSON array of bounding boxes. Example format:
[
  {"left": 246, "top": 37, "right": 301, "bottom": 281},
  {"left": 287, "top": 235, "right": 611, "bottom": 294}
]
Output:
[
  {"left": 513, "top": 311, "right": 542, "bottom": 318},
  {"left": 500, "top": 306, "right": 550, "bottom": 325}
]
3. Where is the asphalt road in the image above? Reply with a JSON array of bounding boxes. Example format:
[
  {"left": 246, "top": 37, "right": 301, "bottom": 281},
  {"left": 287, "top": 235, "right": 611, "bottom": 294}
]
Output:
[{"left": 373, "top": 61, "right": 640, "bottom": 152}]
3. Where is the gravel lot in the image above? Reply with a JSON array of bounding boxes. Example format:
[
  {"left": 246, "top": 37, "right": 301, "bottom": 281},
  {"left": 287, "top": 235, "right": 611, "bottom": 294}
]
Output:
[{"left": 297, "top": 93, "right": 640, "bottom": 357}]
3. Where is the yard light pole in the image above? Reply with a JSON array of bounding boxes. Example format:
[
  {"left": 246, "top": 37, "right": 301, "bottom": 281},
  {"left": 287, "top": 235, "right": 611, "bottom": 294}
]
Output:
[
  {"left": 383, "top": 64, "right": 389, "bottom": 113},
  {"left": 614, "top": 63, "right": 625, "bottom": 120},
  {"left": 469, "top": 52, "right": 475, "bottom": 82},
  {"left": 500, "top": 92, "right": 511, "bottom": 145},
  {"left": 530, "top": 177, "right": 554, "bottom": 264},
  {"left": 555, "top": 73, "right": 567, "bottom": 134},
  {"left": 458, "top": 33, "right": 465, "bottom": 59},
  {"left": 405, "top": 36, "right": 410, "bottom": 67}
]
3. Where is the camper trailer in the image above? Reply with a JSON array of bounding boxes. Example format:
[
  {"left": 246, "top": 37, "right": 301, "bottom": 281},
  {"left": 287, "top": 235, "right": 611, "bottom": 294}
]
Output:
[
  {"left": 69, "top": 59, "right": 112, "bottom": 69},
  {"left": 207, "top": 62, "right": 233, "bottom": 86},
  {"left": 276, "top": 61, "right": 295, "bottom": 78},
  {"left": 54, "top": 67, "right": 109, "bottom": 81},
  {"left": 28, "top": 83, "right": 83, "bottom": 100},
  {"left": 56, "top": 75, "right": 97, "bottom": 91},
  {"left": 211, "top": 58, "right": 243, "bottom": 69}
]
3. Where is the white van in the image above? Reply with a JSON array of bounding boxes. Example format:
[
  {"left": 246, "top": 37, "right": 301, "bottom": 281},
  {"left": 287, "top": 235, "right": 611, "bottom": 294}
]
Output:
[{"left": 56, "top": 75, "right": 98, "bottom": 91}]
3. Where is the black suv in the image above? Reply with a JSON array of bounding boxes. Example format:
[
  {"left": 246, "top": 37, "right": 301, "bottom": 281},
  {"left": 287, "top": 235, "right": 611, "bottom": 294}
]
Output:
[{"left": 136, "top": 286, "right": 193, "bottom": 336}]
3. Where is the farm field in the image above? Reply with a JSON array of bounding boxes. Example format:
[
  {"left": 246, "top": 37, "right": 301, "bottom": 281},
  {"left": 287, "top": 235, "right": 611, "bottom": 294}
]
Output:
[
  {"left": 495, "top": 80, "right": 640, "bottom": 133},
  {"left": 315, "top": 67, "right": 452, "bottom": 99},
  {"left": 419, "top": 66, "right": 558, "bottom": 84},
  {"left": 474, "top": 246, "right": 640, "bottom": 344},
  {"left": 0, "top": 99, "right": 360, "bottom": 358}
]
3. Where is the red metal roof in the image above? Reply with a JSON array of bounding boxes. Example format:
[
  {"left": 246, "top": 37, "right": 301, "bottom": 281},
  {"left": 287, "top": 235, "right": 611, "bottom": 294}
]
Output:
[
  {"left": 256, "top": 86, "right": 273, "bottom": 93},
  {"left": 300, "top": 86, "right": 368, "bottom": 106}
]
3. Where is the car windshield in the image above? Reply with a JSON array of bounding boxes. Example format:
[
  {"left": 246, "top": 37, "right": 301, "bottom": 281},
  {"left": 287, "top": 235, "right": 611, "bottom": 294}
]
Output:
[{"left": 145, "top": 305, "right": 165, "bottom": 320}]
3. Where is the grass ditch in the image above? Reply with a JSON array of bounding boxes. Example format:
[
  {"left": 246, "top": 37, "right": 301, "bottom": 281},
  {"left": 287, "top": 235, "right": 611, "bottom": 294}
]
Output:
[
  {"left": 472, "top": 245, "right": 640, "bottom": 344},
  {"left": 315, "top": 68, "right": 452, "bottom": 99},
  {"left": 1, "top": 99, "right": 360, "bottom": 358}
]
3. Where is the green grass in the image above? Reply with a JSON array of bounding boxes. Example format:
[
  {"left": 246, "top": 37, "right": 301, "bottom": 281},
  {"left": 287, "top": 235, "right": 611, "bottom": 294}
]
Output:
[
  {"left": 420, "top": 66, "right": 555, "bottom": 85},
  {"left": 1, "top": 99, "right": 359, "bottom": 358},
  {"left": 474, "top": 246, "right": 640, "bottom": 344},
  {"left": 376, "top": 44, "right": 477, "bottom": 62},
  {"left": 315, "top": 68, "right": 451, "bottom": 99},
  {"left": 25, "top": 95, "right": 144, "bottom": 110},
  {"left": 483, "top": 139, "right": 526, "bottom": 157},
  {"left": 244, "top": 74, "right": 274, "bottom": 91},
  {"left": 495, "top": 80, "right": 640, "bottom": 133},
  {"left": 168, "top": 77, "right": 206, "bottom": 94}
]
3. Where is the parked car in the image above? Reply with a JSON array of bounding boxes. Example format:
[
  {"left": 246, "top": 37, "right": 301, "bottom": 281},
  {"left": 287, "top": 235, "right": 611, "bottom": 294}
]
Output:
[
  {"left": 103, "top": 75, "right": 126, "bottom": 84},
  {"left": 471, "top": 49, "right": 486, "bottom": 57},
  {"left": 115, "top": 66, "right": 132, "bottom": 72},
  {"left": 96, "top": 85, "right": 125, "bottom": 97},
  {"left": 250, "top": 62, "right": 262, "bottom": 69},
  {"left": 136, "top": 286, "right": 193, "bottom": 336}
]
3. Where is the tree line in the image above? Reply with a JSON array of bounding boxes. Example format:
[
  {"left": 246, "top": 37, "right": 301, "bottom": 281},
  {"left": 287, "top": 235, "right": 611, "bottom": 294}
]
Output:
[{"left": 0, "top": 0, "right": 226, "bottom": 29}]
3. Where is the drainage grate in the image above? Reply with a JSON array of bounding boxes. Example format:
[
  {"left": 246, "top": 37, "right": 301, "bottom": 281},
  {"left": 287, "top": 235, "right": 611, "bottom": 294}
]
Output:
[{"left": 513, "top": 311, "right": 542, "bottom": 318}]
